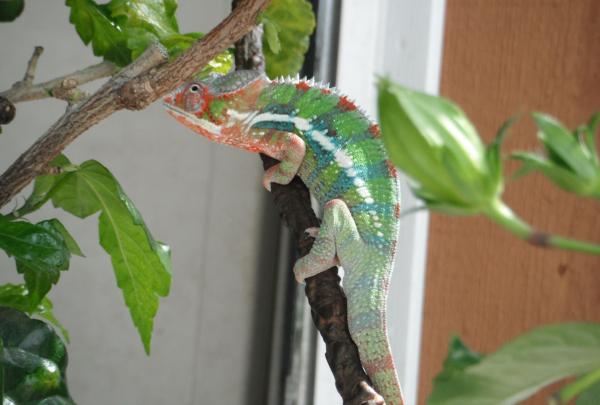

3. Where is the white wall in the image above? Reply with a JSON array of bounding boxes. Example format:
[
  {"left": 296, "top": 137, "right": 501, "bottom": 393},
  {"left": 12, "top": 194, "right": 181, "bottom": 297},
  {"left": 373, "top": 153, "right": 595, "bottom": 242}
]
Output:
[{"left": 0, "top": 2, "right": 278, "bottom": 404}]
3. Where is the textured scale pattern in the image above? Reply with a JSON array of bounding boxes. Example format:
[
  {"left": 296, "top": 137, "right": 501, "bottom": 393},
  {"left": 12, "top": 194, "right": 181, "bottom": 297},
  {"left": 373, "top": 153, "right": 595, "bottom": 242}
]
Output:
[{"left": 162, "top": 71, "right": 403, "bottom": 405}]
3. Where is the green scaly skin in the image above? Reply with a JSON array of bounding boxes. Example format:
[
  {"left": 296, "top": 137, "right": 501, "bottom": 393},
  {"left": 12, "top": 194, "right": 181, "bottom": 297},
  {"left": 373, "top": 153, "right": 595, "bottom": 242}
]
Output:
[{"left": 163, "top": 70, "right": 403, "bottom": 405}]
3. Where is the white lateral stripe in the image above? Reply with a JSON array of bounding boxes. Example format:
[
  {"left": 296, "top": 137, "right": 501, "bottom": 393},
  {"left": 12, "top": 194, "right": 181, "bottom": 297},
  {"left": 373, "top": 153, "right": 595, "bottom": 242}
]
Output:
[
  {"left": 310, "top": 128, "right": 374, "bottom": 204},
  {"left": 229, "top": 110, "right": 313, "bottom": 132},
  {"left": 311, "top": 129, "right": 336, "bottom": 151},
  {"left": 164, "top": 104, "right": 222, "bottom": 135}
]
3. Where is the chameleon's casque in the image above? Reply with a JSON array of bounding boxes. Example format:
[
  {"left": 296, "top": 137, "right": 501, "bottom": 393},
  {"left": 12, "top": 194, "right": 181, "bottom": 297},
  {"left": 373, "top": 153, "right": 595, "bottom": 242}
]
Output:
[{"left": 163, "top": 70, "right": 403, "bottom": 405}]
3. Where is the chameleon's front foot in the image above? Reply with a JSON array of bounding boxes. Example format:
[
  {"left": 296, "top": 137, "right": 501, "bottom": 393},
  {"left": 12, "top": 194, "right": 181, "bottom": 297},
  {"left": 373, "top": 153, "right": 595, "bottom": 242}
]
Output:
[
  {"left": 262, "top": 163, "right": 295, "bottom": 191},
  {"left": 261, "top": 133, "right": 305, "bottom": 191}
]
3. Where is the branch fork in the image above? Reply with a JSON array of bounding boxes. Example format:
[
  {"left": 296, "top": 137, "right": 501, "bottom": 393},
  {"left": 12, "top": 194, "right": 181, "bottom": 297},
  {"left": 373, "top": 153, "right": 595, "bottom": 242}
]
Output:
[{"left": 0, "top": 0, "right": 269, "bottom": 209}]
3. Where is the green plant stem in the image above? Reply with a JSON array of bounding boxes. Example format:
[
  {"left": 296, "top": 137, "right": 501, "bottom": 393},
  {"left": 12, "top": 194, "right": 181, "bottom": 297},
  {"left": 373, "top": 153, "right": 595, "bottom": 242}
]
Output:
[
  {"left": 558, "top": 367, "right": 600, "bottom": 403},
  {"left": 483, "top": 199, "right": 600, "bottom": 255},
  {"left": 549, "top": 235, "right": 600, "bottom": 255},
  {"left": 483, "top": 199, "right": 532, "bottom": 239}
]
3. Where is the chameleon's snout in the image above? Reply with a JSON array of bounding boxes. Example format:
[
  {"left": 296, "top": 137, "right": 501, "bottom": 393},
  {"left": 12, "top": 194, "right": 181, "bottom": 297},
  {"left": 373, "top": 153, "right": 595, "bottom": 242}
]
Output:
[
  {"left": 162, "top": 89, "right": 178, "bottom": 107},
  {"left": 162, "top": 84, "right": 186, "bottom": 108},
  {"left": 162, "top": 94, "right": 174, "bottom": 105}
]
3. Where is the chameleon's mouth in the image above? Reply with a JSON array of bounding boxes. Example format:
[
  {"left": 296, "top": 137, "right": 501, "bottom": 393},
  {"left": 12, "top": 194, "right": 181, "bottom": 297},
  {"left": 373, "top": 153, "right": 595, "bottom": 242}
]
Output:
[{"left": 162, "top": 101, "right": 222, "bottom": 137}]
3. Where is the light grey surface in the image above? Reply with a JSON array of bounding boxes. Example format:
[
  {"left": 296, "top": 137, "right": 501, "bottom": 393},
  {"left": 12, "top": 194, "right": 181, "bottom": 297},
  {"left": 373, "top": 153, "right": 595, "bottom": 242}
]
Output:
[{"left": 0, "top": 2, "right": 279, "bottom": 404}]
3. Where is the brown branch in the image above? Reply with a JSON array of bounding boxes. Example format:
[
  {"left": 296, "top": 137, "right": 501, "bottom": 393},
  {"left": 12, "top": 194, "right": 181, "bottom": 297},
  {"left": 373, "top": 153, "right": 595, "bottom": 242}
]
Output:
[
  {"left": 0, "top": 0, "right": 270, "bottom": 209},
  {"left": 231, "top": 5, "right": 384, "bottom": 404}
]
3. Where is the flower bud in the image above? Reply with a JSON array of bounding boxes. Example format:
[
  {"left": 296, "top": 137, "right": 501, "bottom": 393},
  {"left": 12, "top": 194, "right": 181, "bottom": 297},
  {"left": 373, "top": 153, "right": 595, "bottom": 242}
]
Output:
[
  {"left": 512, "top": 112, "right": 600, "bottom": 199},
  {"left": 377, "top": 78, "right": 504, "bottom": 215}
]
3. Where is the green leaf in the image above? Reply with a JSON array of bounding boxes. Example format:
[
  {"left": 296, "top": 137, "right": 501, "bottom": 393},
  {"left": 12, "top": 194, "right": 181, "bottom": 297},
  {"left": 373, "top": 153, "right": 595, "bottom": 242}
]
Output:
[
  {"left": 44, "top": 219, "right": 83, "bottom": 257},
  {"left": 533, "top": 113, "right": 597, "bottom": 179},
  {"left": 576, "top": 379, "right": 600, "bottom": 405},
  {"left": 50, "top": 163, "right": 104, "bottom": 219},
  {"left": 0, "top": 284, "right": 34, "bottom": 313},
  {"left": 511, "top": 152, "right": 588, "bottom": 193},
  {"left": 50, "top": 160, "right": 171, "bottom": 354},
  {"left": 66, "top": 0, "right": 131, "bottom": 66},
  {"left": 0, "top": 0, "right": 24, "bottom": 22},
  {"left": 108, "top": 0, "right": 179, "bottom": 37},
  {"left": 428, "top": 323, "right": 600, "bottom": 405},
  {"left": 582, "top": 112, "right": 599, "bottom": 167},
  {"left": 261, "top": 0, "right": 316, "bottom": 78},
  {"left": 0, "top": 307, "right": 73, "bottom": 403},
  {"left": 17, "top": 260, "right": 60, "bottom": 311},
  {"left": 435, "top": 336, "right": 483, "bottom": 383},
  {"left": 36, "top": 298, "right": 70, "bottom": 344},
  {"left": 0, "top": 284, "right": 69, "bottom": 342},
  {"left": 15, "top": 219, "right": 77, "bottom": 307},
  {"left": 197, "top": 48, "right": 234, "bottom": 77},
  {"left": 486, "top": 116, "right": 517, "bottom": 188},
  {"left": 263, "top": 19, "right": 281, "bottom": 54},
  {"left": 66, "top": 0, "right": 231, "bottom": 76},
  {"left": 0, "top": 216, "right": 69, "bottom": 274},
  {"left": 511, "top": 112, "right": 600, "bottom": 199},
  {"left": 8, "top": 155, "right": 71, "bottom": 219},
  {"left": 158, "top": 32, "right": 201, "bottom": 57}
]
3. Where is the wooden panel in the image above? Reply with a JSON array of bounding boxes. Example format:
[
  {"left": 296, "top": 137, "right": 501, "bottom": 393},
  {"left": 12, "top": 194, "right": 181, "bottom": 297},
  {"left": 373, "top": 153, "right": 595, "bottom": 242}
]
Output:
[{"left": 418, "top": 1, "right": 600, "bottom": 403}]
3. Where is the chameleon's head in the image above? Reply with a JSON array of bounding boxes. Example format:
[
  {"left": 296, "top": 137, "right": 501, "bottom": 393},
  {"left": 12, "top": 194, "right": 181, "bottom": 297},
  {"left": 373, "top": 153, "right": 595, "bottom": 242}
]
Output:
[
  {"left": 162, "top": 80, "right": 221, "bottom": 139},
  {"left": 162, "top": 70, "right": 267, "bottom": 141}
]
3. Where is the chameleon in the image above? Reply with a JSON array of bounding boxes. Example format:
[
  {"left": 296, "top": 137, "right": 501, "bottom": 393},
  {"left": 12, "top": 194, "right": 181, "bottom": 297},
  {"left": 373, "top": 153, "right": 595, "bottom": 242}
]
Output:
[{"left": 162, "top": 70, "right": 403, "bottom": 405}]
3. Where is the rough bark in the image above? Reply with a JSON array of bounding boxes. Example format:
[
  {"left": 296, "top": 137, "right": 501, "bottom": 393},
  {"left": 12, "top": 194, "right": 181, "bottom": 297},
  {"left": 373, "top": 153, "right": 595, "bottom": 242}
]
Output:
[
  {"left": 231, "top": 5, "right": 384, "bottom": 403},
  {"left": 0, "top": 0, "right": 269, "bottom": 209}
]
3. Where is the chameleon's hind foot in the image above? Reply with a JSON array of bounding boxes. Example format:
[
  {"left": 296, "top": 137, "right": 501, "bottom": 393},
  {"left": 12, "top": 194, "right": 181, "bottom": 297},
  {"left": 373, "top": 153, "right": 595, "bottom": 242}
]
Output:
[
  {"left": 293, "top": 199, "right": 357, "bottom": 283},
  {"left": 294, "top": 255, "right": 339, "bottom": 283}
]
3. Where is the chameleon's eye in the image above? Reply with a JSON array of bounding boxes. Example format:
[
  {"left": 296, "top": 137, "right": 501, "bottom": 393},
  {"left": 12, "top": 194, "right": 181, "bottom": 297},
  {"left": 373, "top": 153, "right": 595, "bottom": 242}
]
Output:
[{"left": 189, "top": 84, "right": 201, "bottom": 93}]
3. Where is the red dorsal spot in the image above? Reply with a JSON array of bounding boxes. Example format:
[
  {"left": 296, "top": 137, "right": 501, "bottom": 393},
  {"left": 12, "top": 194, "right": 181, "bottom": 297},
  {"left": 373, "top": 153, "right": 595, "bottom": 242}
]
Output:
[
  {"left": 338, "top": 96, "right": 357, "bottom": 111},
  {"left": 386, "top": 160, "right": 398, "bottom": 178},
  {"left": 296, "top": 81, "right": 310, "bottom": 91},
  {"left": 321, "top": 88, "right": 332, "bottom": 95},
  {"left": 369, "top": 123, "right": 381, "bottom": 137},
  {"left": 394, "top": 203, "right": 401, "bottom": 219}
]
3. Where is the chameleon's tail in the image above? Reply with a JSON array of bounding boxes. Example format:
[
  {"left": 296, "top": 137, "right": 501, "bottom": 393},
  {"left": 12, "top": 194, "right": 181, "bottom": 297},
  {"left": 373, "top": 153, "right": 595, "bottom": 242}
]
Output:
[{"left": 346, "top": 267, "right": 404, "bottom": 405}]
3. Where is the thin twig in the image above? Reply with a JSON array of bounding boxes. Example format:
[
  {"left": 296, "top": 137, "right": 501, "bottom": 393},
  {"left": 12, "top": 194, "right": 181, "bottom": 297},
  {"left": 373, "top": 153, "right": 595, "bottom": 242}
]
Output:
[
  {"left": 21, "top": 46, "right": 44, "bottom": 86},
  {"left": 0, "top": 60, "right": 118, "bottom": 103},
  {"left": 0, "top": 0, "right": 270, "bottom": 209}
]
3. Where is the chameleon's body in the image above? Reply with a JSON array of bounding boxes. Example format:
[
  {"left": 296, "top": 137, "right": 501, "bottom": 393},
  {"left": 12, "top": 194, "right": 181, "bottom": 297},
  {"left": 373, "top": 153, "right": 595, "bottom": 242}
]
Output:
[{"left": 163, "top": 70, "right": 403, "bottom": 405}]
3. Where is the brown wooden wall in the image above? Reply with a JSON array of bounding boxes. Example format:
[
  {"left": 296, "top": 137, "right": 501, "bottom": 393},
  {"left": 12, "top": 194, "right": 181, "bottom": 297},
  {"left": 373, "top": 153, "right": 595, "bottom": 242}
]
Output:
[{"left": 418, "top": 1, "right": 600, "bottom": 403}]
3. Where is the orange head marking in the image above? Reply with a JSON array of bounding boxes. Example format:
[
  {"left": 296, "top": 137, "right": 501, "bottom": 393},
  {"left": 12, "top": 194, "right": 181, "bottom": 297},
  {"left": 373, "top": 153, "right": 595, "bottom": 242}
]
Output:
[
  {"left": 162, "top": 81, "right": 224, "bottom": 140},
  {"left": 169, "top": 82, "right": 212, "bottom": 117}
]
